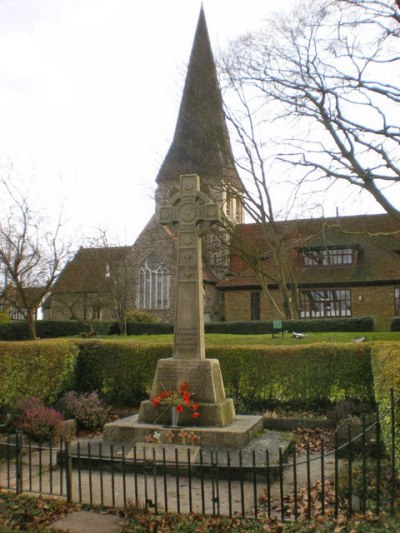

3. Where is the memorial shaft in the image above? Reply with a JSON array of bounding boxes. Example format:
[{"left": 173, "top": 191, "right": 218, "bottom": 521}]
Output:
[{"left": 159, "top": 174, "right": 221, "bottom": 360}]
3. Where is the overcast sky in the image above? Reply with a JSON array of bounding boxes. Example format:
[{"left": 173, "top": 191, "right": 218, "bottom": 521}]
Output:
[{"left": 0, "top": 0, "right": 389, "bottom": 247}]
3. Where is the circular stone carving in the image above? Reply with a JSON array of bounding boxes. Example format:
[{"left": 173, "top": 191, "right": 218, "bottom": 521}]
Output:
[{"left": 178, "top": 202, "right": 196, "bottom": 223}]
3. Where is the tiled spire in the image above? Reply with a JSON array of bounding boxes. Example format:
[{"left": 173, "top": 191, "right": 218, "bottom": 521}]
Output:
[{"left": 155, "top": 7, "right": 243, "bottom": 189}]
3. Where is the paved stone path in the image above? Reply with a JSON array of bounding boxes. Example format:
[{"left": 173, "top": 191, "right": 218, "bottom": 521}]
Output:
[{"left": 50, "top": 511, "right": 125, "bottom": 533}]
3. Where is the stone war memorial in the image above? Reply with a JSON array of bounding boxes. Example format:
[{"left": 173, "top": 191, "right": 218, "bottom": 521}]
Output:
[{"left": 103, "top": 174, "right": 268, "bottom": 449}]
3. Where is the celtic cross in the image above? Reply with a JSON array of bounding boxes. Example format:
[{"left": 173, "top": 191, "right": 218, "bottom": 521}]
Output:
[{"left": 159, "top": 174, "right": 222, "bottom": 359}]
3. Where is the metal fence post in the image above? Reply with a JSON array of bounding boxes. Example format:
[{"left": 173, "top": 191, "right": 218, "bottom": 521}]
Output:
[
  {"left": 15, "top": 431, "right": 23, "bottom": 494},
  {"left": 390, "top": 388, "right": 396, "bottom": 516},
  {"left": 64, "top": 439, "right": 73, "bottom": 503}
]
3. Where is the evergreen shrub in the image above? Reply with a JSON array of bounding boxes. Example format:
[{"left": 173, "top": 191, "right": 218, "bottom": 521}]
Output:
[
  {"left": 208, "top": 343, "right": 374, "bottom": 410},
  {"left": 126, "top": 310, "right": 158, "bottom": 323},
  {"left": 371, "top": 342, "right": 400, "bottom": 471},
  {"left": 390, "top": 316, "right": 400, "bottom": 331},
  {"left": 206, "top": 317, "right": 374, "bottom": 334},
  {"left": 126, "top": 322, "right": 173, "bottom": 335},
  {"left": 0, "top": 320, "right": 116, "bottom": 340},
  {"left": 0, "top": 312, "right": 10, "bottom": 324},
  {"left": 72, "top": 340, "right": 373, "bottom": 409},
  {"left": 73, "top": 339, "right": 172, "bottom": 405},
  {"left": 0, "top": 322, "right": 31, "bottom": 341},
  {"left": 0, "top": 340, "right": 78, "bottom": 408}
]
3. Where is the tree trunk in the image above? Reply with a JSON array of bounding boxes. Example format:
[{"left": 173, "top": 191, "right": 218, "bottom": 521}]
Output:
[{"left": 26, "top": 310, "right": 37, "bottom": 340}]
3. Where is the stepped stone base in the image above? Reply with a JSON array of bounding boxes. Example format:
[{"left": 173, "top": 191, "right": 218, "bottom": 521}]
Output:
[
  {"left": 103, "top": 414, "right": 264, "bottom": 449},
  {"left": 138, "top": 358, "right": 236, "bottom": 427}
]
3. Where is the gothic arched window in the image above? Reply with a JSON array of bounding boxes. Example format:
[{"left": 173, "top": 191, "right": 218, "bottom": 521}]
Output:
[{"left": 137, "top": 253, "right": 170, "bottom": 310}]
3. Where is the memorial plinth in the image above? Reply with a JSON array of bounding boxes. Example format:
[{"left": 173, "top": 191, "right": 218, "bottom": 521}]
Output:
[{"left": 138, "top": 359, "right": 235, "bottom": 427}]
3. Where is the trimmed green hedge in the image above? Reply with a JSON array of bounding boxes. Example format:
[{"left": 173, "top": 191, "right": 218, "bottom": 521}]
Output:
[
  {"left": 371, "top": 342, "right": 400, "bottom": 471},
  {"left": 209, "top": 343, "right": 374, "bottom": 409},
  {"left": 0, "top": 320, "right": 116, "bottom": 340},
  {"left": 72, "top": 340, "right": 373, "bottom": 408},
  {"left": 0, "top": 338, "right": 382, "bottom": 412},
  {"left": 126, "top": 323, "right": 173, "bottom": 335},
  {"left": 205, "top": 317, "right": 375, "bottom": 334},
  {"left": 390, "top": 317, "right": 400, "bottom": 331},
  {"left": 73, "top": 340, "right": 172, "bottom": 405},
  {"left": 0, "top": 316, "right": 375, "bottom": 341},
  {"left": 0, "top": 340, "right": 78, "bottom": 408},
  {"left": 0, "top": 320, "right": 173, "bottom": 340}
]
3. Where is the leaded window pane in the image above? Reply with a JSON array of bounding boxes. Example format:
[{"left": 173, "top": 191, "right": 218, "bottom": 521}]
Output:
[
  {"left": 137, "top": 254, "right": 170, "bottom": 310},
  {"left": 300, "top": 289, "right": 351, "bottom": 318},
  {"left": 395, "top": 288, "right": 400, "bottom": 316}
]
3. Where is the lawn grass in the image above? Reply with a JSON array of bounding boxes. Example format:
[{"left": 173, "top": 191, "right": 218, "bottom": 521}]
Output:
[{"left": 101, "top": 331, "right": 400, "bottom": 347}]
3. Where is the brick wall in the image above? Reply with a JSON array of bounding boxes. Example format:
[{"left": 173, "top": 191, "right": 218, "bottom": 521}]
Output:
[{"left": 223, "top": 285, "right": 399, "bottom": 330}]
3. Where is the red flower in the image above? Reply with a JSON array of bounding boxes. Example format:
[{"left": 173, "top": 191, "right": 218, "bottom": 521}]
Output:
[
  {"left": 176, "top": 404, "right": 184, "bottom": 413},
  {"left": 192, "top": 403, "right": 199, "bottom": 411},
  {"left": 192, "top": 412, "right": 200, "bottom": 419},
  {"left": 179, "top": 381, "right": 189, "bottom": 393},
  {"left": 152, "top": 398, "right": 160, "bottom": 407}
]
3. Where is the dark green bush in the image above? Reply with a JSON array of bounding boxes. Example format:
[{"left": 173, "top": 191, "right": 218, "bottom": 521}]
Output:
[
  {"left": 205, "top": 316, "right": 374, "bottom": 334},
  {"left": 0, "top": 321, "right": 31, "bottom": 340},
  {"left": 126, "top": 310, "right": 158, "bottom": 323},
  {"left": 390, "top": 316, "right": 400, "bottom": 331},
  {"left": 208, "top": 343, "right": 374, "bottom": 410},
  {"left": 371, "top": 342, "right": 400, "bottom": 471},
  {"left": 126, "top": 322, "right": 173, "bottom": 335},
  {"left": 0, "top": 320, "right": 116, "bottom": 340},
  {"left": 73, "top": 339, "right": 172, "bottom": 405},
  {"left": 0, "top": 340, "right": 78, "bottom": 408},
  {"left": 72, "top": 340, "right": 373, "bottom": 409}
]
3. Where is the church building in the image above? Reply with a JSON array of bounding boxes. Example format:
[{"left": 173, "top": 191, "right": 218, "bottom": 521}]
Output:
[
  {"left": 44, "top": 8, "right": 244, "bottom": 325},
  {"left": 43, "top": 8, "right": 400, "bottom": 331}
]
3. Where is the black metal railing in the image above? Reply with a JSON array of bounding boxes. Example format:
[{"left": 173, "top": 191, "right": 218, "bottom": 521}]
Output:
[{"left": 0, "top": 392, "right": 397, "bottom": 520}]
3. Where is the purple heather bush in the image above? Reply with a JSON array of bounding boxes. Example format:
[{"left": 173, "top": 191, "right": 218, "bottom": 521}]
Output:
[
  {"left": 16, "top": 397, "right": 64, "bottom": 444},
  {"left": 59, "top": 391, "right": 110, "bottom": 431}
]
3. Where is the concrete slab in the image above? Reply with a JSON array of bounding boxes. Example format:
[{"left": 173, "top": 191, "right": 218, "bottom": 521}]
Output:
[
  {"left": 70, "top": 427, "right": 293, "bottom": 482},
  {"left": 103, "top": 413, "right": 264, "bottom": 448},
  {"left": 50, "top": 511, "right": 125, "bottom": 533}
]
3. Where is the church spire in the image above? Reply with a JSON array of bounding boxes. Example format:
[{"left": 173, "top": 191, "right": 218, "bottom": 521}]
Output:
[{"left": 155, "top": 7, "right": 243, "bottom": 189}]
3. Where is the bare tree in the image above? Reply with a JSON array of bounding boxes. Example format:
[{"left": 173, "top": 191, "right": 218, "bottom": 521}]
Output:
[
  {"left": 0, "top": 177, "right": 71, "bottom": 339},
  {"left": 221, "top": 0, "right": 400, "bottom": 220}
]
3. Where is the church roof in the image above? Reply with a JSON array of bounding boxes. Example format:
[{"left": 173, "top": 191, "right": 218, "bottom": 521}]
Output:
[
  {"left": 155, "top": 7, "right": 243, "bottom": 189},
  {"left": 219, "top": 213, "right": 400, "bottom": 289},
  {"left": 49, "top": 246, "right": 132, "bottom": 294}
]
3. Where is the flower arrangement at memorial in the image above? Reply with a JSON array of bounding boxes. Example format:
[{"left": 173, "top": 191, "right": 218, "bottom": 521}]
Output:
[{"left": 151, "top": 381, "right": 200, "bottom": 419}]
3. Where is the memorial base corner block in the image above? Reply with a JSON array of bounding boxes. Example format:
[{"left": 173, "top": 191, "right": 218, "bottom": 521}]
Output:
[{"left": 138, "top": 358, "right": 236, "bottom": 427}]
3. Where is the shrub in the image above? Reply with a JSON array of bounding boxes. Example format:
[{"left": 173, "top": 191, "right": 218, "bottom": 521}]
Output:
[
  {"left": 209, "top": 343, "right": 374, "bottom": 411},
  {"left": 73, "top": 339, "right": 373, "bottom": 410},
  {"left": 59, "top": 391, "right": 110, "bottom": 431},
  {"left": 205, "top": 316, "right": 375, "bottom": 334},
  {"left": 390, "top": 316, "right": 400, "bottom": 331},
  {"left": 73, "top": 339, "right": 171, "bottom": 405},
  {"left": 326, "top": 399, "right": 373, "bottom": 425},
  {"left": 16, "top": 397, "right": 63, "bottom": 444},
  {"left": 0, "top": 312, "right": 10, "bottom": 325},
  {"left": 126, "top": 322, "right": 173, "bottom": 335},
  {"left": 0, "top": 340, "right": 78, "bottom": 408},
  {"left": 371, "top": 342, "right": 400, "bottom": 471},
  {"left": 126, "top": 310, "right": 158, "bottom": 323}
]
